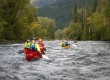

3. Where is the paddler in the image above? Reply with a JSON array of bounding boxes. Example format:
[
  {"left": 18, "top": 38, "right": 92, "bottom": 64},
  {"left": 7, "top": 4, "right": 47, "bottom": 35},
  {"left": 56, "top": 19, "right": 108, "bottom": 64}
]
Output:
[
  {"left": 29, "top": 38, "right": 37, "bottom": 51},
  {"left": 65, "top": 40, "right": 70, "bottom": 46},
  {"left": 60, "top": 40, "right": 65, "bottom": 47},
  {"left": 36, "top": 38, "right": 46, "bottom": 55},
  {"left": 24, "top": 39, "right": 31, "bottom": 48}
]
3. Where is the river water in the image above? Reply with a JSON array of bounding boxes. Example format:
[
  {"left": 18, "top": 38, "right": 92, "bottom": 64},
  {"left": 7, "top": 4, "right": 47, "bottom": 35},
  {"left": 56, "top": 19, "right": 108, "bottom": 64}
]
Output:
[{"left": 0, "top": 41, "right": 110, "bottom": 80}]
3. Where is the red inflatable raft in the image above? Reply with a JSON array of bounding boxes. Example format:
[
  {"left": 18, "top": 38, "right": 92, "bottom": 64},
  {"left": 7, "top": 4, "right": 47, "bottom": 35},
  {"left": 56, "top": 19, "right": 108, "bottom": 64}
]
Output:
[{"left": 24, "top": 48, "right": 42, "bottom": 61}]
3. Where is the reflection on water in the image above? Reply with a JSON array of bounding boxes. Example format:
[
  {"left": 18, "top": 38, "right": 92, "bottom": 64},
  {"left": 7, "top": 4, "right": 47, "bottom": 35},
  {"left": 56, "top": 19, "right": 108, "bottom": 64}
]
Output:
[{"left": 0, "top": 41, "right": 110, "bottom": 80}]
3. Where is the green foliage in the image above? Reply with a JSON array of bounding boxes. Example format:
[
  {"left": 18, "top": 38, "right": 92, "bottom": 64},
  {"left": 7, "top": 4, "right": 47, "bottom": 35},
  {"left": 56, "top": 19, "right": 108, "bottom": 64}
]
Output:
[
  {"left": 62, "top": 0, "right": 110, "bottom": 41},
  {"left": 55, "top": 29, "right": 65, "bottom": 39},
  {"left": 0, "top": 0, "right": 34, "bottom": 40},
  {"left": 0, "top": 0, "right": 56, "bottom": 41},
  {"left": 64, "top": 22, "right": 82, "bottom": 40},
  {"left": 38, "top": 0, "right": 73, "bottom": 29},
  {"left": 0, "top": 19, "right": 6, "bottom": 38},
  {"left": 0, "top": 0, "right": 110, "bottom": 41},
  {"left": 38, "top": 0, "right": 93, "bottom": 29},
  {"left": 87, "top": 0, "right": 110, "bottom": 40},
  {"left": 37, "top": 17, "right": 56, "bottom": 39}
]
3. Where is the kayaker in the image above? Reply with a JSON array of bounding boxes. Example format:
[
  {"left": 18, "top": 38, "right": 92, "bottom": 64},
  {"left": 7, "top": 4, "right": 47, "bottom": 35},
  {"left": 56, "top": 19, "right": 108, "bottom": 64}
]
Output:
[
  {"left": 24, "top": 39, "right": 31, "bottom": 48},
  {"left": 60, "top": 40, "right": 65, "bottom": 47},
  {"left": 36, "top": 38, "right": 46, "bottom": 55},
  {"left": 29, "top": 38, "right": 37, "bottom": 51},
  {"left": 65, "top": 40, "right": 70, "bottom": 46}
]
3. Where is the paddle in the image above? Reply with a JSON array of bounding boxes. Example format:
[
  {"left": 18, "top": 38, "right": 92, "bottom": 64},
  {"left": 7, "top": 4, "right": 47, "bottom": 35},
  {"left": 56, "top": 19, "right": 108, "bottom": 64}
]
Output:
[
  {"left": 42, "top": 54, "right": 49, "bottom": 60},
  {"left": 72, "top": 44, "right": 77, "bottom": 48},
  {"left": 41, "top": 50, "right": 50, "bottom": 60},
  {"left": 18, "top": 49, "right": 24, "bottom": 54}
]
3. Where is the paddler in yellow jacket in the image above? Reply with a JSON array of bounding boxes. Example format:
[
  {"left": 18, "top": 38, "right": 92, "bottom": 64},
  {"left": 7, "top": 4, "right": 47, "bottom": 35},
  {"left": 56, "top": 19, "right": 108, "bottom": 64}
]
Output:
[
  {"left": 36, "top": 38, "right": 46, "bottom": 54},
  {"left": 24, "top": 39, "right": 31, "bottom": 48},
  {"left": 60, "top": 40, "right": 65, "bottom": 47}
]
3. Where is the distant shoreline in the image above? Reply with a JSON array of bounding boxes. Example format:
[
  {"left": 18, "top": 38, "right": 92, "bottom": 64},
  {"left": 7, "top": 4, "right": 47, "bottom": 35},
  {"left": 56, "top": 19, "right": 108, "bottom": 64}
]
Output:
[
  {"left": 0, "top": 39, "right": 110, "bottom": 44},
  {"left": 0, "top": 40, "right": 24, "bottom": 44}
]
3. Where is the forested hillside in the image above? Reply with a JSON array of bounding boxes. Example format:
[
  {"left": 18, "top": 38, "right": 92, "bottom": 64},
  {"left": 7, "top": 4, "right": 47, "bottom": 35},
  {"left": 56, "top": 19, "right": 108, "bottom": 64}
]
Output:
[
  {"left": 0, "top": 0, "right": 55, "bottom": 41},
  {"left": 55, "top": 0, "right": 110, "bottom": 40},
  {"left": 31, "top": 0, "right": 61, "bottom": 7},
  {"left": 38, "top": 0, "right": 92, "bottom": 29},
  {"left": 0, "top": 0, "right": 110, "bottom": 41}
]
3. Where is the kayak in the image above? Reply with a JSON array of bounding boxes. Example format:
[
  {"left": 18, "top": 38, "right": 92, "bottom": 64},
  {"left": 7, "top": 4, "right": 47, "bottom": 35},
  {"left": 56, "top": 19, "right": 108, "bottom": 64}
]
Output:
[
  {"left": 24, "top": 48, "right": 42, "bottom": 61},
  {"left": 64, "top": 45, "right": 70, "bottom": 49}
]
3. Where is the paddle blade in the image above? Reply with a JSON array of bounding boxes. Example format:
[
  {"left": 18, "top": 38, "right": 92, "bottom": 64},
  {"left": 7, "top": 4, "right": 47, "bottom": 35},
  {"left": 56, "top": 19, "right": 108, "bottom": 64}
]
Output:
[
  {"left": 42, "top": 55, "right": 49, "bottom": 60},
  {"left": 72, "top": 44, "right": 77, "bottom": 48},
  {"left": 18, "top": 50, "right": 24, "bottom": 54}
]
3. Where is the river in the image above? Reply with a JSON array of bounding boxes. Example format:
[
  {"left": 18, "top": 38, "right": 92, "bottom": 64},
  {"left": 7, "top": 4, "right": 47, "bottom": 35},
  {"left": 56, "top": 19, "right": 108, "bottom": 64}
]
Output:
[{"left": 0, "top": 41, "right": 110, "bottom": 80}]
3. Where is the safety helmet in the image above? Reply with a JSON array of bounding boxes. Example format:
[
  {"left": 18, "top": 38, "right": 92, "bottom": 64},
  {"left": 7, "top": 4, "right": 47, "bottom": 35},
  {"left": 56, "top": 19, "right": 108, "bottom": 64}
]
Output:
[
  {"left": 38, "top": 38, "right": 42, "bottom": 42},
  {"left": 27, "top": 39, "right": 30, "bottom": 42},
  {"left": 32, "top": 37, "right": 36, "bottom": 40}
]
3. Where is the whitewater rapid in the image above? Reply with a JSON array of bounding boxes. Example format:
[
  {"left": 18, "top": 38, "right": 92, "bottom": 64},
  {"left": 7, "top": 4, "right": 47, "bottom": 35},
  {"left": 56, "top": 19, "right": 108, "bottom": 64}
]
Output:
[{"left": 0, "top": 41, "right": 110, "bottom": 80}]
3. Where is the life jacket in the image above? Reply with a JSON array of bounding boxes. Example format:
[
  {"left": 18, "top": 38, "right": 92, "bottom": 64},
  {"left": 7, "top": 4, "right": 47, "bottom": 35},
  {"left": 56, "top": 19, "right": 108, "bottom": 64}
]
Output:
[
  {"left": 65, "top": 41, "right": 69, "bottom": 46},
  {"left": 24, "top": 42, "right": 31, "bottom": 48},
  {"left": 29, "top": 42, "right": 37, "bottom": 51},
  {"left": 36, "top": 43, "right": 46, "bottom": 53},
  {"left": 61, "top": 41, "right": 65, "bottom": 47}
]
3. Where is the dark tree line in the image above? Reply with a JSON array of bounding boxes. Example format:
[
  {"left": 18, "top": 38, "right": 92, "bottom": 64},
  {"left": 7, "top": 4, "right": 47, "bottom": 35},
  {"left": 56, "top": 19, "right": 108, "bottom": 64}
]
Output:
[
  {"left": 0, "top": 0, "right": 56, "bottom": 41},
  {"left": 55, "top": 0, "right": 110, "bottom": 41}
]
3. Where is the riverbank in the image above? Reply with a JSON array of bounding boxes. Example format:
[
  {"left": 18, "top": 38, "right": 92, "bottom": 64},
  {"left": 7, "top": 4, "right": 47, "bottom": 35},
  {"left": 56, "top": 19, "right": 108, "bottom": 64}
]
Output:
[
  {"left": 0, "top": 39, "right": 109, "bottom": 44},
  {"left": 0, "top": 40, "right": 23, "bottom": 44}
]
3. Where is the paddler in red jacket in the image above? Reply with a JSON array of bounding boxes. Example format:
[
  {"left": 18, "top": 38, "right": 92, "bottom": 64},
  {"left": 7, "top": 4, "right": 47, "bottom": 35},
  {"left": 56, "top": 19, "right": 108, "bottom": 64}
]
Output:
[{"left": 36, "top": 38, "right": 46, "bottom": 54}]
